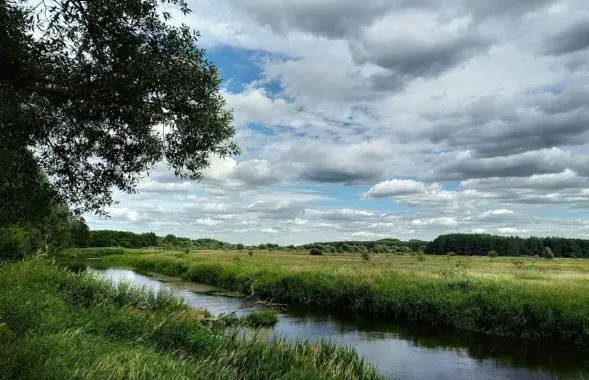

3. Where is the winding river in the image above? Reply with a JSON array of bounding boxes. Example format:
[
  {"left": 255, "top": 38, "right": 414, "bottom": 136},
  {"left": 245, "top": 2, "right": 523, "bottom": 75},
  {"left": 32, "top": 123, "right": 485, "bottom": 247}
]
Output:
[{"left": 76, "top": 262, "right": 589, "bottom": 380}]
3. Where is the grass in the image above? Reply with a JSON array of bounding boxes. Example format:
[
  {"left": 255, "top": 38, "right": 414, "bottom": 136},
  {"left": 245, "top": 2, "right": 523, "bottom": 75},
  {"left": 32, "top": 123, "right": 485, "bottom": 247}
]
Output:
[
  {"left": 243, "top": 309, "right": 279, "bottom": 327},
  {"left": 95, "top": 248, "right": 589, "bottom": 345},
  {"left": 0, "top": 260, "right": 381, "bottom": 380},
  {"left": 55, "top": 247, "right": 125, "bottom": 258}
]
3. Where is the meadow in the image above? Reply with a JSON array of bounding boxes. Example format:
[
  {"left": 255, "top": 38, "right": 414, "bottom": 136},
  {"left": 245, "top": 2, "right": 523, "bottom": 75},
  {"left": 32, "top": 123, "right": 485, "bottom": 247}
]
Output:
[
  {"left": 0, "top": 260, "right": 380, "bottom": 380},
  {"left": 93, "top": 248, "right": 589, "bottom": 345}
]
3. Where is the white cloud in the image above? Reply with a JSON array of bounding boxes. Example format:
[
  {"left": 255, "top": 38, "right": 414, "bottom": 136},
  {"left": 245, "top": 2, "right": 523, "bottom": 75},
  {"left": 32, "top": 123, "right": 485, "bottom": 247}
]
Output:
[{"left": 83, "top": 0, "right": 589, "bottom": 243}]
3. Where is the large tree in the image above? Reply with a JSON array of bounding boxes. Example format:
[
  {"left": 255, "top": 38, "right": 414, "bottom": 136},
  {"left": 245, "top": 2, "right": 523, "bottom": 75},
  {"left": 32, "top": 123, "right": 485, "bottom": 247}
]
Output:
[{"left": 1, "top": 0, "right": 238, "bottom": 222}]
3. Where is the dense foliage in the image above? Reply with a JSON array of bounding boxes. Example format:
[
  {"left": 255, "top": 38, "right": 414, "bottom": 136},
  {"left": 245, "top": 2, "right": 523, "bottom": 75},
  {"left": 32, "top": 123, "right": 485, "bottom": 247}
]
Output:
[
  {"left": 426, "top": 234, "right": 589, "bottom": 258},
  {"left": 1, "top": 0, "right": 237, "bottom": 219}
]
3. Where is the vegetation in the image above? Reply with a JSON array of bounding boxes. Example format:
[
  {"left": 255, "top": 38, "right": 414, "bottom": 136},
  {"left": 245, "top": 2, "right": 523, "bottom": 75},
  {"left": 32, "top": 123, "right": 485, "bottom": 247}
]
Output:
[
  {"left": 242, "top": 310, "right": 279, "bottom": 327},
  {"left": 426, "top": 233, "right": 589, "bottom": 258},
  {"left": 99, "top": 249, "right": 589, "bottom": 346},
  {"left": 0, "top": 260, "right": 380, "bottom": 380},
  {"left": 1, "top": 0, "right": 238, "bottom": 219},
  {"left": 309, "top": 247, "right": 324, "bottom": 256}
]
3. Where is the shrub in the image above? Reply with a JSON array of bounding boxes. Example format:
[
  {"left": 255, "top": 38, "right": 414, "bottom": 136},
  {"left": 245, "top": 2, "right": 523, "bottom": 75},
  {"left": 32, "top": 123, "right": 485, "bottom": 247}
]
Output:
[
  {"left": 248, "top": 250, "right": 254, "bottom": 257},
  {"left": 488, "top": 250, "right": 498, "bottom": 258},
  {"left": 236, "top": 244, "right": 244, "bottom": 251},
  {"left": 242, "top": 309, "right": 279, "bottom": 327},
  {"left": 0, "top": 227, "right": 28, "bottom": 260},
  {"left": 183, "top": 248, "right": 190, "bottom": 255},
  {"left": 361, "top": 251, "right": 371, "bottom": 261},
  {"left": 309, "top": 247, "right": 323, "bottom": 256},
  {"left": 416, "top": 252, "right": 426, "bottom": 262},
  {"left": 543, "top": 247, "right": 554, "bottom": 259}
]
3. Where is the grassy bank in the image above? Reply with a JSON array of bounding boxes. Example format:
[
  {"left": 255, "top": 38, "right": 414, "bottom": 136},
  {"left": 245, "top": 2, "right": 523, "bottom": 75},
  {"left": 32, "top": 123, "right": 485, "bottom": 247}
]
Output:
[
  {"left": 0, "top": 260, "right": 380, "bottom": 380},
  {"left": 99, "top": 249, "right": 589, "bottom": 345}
]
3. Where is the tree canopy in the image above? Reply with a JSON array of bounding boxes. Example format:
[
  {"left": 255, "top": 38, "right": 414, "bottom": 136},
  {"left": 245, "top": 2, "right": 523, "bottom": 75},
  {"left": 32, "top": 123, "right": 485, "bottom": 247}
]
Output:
[{"left": 1, "top": 0, "right": 238, "bottom": 222}]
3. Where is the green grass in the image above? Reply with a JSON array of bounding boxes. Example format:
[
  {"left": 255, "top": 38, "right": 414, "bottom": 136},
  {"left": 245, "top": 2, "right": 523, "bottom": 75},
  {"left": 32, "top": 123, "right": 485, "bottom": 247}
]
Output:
[
  {"left": 0, "top": 260, "right": 381, "bottom": 380},
  {"left": 95, "top": 248, "right": 589, "bottom": 345},
  {"left": 243, "top": 309, "right": 279, "bottom": 327},
  {"left": 55, "top": 247, "right": 125, "bottom": 258}
]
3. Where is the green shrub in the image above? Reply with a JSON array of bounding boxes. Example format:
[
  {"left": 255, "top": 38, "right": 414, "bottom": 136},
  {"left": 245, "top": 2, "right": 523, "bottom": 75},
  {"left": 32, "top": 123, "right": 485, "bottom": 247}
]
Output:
[
  {"left": 488, "top": 250, "right": 498, "bottom": 258},
  {"left": 248, "top": 250, "right": 253, "bottom": 257},
  {"left": 242, "top": 309, "right": 279, "bottom": 327},
  {"left": 361, "top": 251, "right": 371, "bottom": 261},
  {"left": 543, "top": 247, "right": 554, "bottom": 259},
  {"left": 236, "top": 244, "right": 244, "bottom": 251},
  {"left": 309, "top": 247, "right": 323, "bottom": 256},
  {"left": 0, "top": 227, "right": 27, "bottom": 260},
  {"left": 183, "top": 248, "right": 190, "bottom": 255},
  {"left": 416, "top": 252, "right": 426, "bottom": 262}
]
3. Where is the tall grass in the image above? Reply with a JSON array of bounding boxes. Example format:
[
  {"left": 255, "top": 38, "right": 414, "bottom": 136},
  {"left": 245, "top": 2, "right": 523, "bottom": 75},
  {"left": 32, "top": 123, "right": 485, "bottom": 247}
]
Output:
[
  {"left": 101, "top": 251, "right": 589, "bottom": 345},
  {"left": 57, "top": 247, "right": 125, "bottom": 258},
  {"left": 0, "top": 261, "right": 381, "bottom": 380}
]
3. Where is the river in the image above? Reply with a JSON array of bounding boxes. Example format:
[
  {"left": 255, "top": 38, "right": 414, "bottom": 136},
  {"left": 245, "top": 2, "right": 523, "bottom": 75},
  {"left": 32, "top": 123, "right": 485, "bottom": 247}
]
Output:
[{"left": 79, "top": 263, "right": 589, "bottom": 380}]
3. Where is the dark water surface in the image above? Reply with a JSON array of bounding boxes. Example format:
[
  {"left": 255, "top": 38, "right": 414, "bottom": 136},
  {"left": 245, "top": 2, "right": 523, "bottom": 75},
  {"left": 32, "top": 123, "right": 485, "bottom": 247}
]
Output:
[{"left": 79, "top": 263, "right": 589, "bottom": 380}]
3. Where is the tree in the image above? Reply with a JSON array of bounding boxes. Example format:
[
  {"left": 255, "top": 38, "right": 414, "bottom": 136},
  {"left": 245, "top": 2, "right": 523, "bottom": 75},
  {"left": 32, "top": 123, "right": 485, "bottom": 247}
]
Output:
[
  {"left": 309, "top": 247, "right": 323, "bottom": 256},
  {"left": 236, "top": 243, "right": 244, "bottom": 251},
  {"left": 1, "top": 0, "right": 238, "bottom": 221},
  {"left": 543, "top": 247, "right": 554, "bottom": 259},
  {"left": 70, "top": 218, "right": 90, "bottom": 248}
]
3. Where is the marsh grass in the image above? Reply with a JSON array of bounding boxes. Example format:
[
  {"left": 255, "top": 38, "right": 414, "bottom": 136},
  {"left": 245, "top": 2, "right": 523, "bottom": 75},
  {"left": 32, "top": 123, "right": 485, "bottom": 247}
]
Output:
[
  {"left": 99, "top": 249, "right": 589, "bottom": 345},
  {"left": 56, "top": 247, "right": 125, "bottom": 258},
  {"left": 0, "top": 261, "right": 381, "bottom": 380}
]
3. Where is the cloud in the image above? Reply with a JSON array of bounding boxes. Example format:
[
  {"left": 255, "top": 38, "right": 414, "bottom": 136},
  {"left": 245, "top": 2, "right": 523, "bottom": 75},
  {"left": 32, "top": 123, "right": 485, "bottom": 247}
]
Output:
[
  {"left": 363, "top": 179, "right": 428, "bottom": 198},
  {"left": 349, "top": 11, "right": 492, "bottom": 81},
  {"left": 202, "top": 157, "right": 282, "bottom": 189},
  {"left": 426, "top": 149, "right": 589, "bottom": 181},
  {"left": 497, "top": 227, "right": 530, "bottom": 235},
  {"left": 542, "top": 19, "right": 589, "bottom": 56},
  {"left": 416, "top": 83, "right": 589, "bottom": 157},
  {"left": 286, "top": 141, "right": 394, "bottom": 185},
  {"left": 83, "top": 0, "right": 589, "bottom": 244}
]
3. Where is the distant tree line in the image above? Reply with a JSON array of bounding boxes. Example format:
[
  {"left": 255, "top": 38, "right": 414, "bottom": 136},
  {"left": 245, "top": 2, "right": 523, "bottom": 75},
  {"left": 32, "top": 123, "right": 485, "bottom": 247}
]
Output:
[
  {"left": 305, "top": 239, "right": 427, "bottom": 254},
  {"left": 425, "top": 234, "right": 589, "bottom": 258}
]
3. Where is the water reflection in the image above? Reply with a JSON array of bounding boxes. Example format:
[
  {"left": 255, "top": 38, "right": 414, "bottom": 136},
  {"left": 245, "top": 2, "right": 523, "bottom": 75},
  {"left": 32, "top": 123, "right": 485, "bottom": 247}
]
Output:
[{"left": 64, "top": 261, "right": 589, "bottom": 380}]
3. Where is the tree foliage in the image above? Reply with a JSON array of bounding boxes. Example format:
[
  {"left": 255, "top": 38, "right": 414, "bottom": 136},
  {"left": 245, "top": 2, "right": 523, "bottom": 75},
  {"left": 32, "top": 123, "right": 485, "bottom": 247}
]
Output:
[
  {"left": 1, "top": 0, "right": 238, "bottom": 219},
  {"left": 426, "top": 234, "right": 589, "bottom": 258}
]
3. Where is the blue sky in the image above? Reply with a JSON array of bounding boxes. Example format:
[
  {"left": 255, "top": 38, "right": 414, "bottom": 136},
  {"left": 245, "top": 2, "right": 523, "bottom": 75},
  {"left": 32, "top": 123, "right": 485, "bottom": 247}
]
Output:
[{"left": 87, "top": 0, "right": 589, "bottom": 244}]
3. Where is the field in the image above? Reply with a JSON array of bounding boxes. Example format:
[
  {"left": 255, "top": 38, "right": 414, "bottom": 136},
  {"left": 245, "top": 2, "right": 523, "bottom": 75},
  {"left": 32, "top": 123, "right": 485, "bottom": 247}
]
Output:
[
  {"left": 92, "top": 248, "right": 589, "bottom": 345},
  {"left": 0, "top": 260, "right": 380, "bottom": 380}
]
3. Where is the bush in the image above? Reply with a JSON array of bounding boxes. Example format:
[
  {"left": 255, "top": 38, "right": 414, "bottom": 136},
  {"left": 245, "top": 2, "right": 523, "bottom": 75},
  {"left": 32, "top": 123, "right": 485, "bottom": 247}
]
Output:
[
  {"left": 236, "top": 244, "right": 244, "bottom": 251},
  {"left": 309, "top": 247, "right": 323, "bottom": 256},
  {"left": 488, "top": 250, "right": 498, "bottom": 258},
  {"left": 543, "top": 247, "right": 554, "bottom": 259},
  {"left": 183, "top": 248, "right": 190, "bottom": 255},
  {"left": 361, "top": 251, "right": 371, "bottom": 261},
  {"left": 248, "top": 250, "right": 253, "bottom": 257},
  {"left": 416, "top": 252, "right": 426, "bottom": 262},
  {"left": 0, "top": 227, "right": 28, "bottom": 260},
  {"left": 242, "top": 309, "right": 278, "bottom": 327}
]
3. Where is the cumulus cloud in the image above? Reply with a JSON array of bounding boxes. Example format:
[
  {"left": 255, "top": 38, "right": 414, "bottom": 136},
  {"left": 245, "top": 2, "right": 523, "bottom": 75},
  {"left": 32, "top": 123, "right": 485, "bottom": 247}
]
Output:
[
  {"left": 363, "top": 179, "right": 428, "bottom": 198},
  {"left": 84, "top": 0, "right": 589, "bottom": 243}
]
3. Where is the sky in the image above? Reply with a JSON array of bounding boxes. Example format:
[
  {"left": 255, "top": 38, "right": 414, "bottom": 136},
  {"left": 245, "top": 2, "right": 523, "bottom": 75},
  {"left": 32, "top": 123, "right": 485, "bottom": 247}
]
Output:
[{"left": 87, "top": 0, "right": 589, "bottom": 244}]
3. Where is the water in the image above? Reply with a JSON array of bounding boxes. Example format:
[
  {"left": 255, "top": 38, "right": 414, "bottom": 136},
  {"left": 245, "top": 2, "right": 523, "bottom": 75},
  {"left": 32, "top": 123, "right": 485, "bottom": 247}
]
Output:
[{"left": 84, "top": 265, "right": 589, "bottom": 380}]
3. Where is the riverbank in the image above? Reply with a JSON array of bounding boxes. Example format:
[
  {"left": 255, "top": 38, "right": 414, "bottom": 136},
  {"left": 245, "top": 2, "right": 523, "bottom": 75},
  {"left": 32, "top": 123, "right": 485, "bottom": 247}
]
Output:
[
  {"left": 0, "top": 260, "right": 380, "bottom": 380},
  {"left": 98, "top": 248, "right": 589, "bottom": 345}
]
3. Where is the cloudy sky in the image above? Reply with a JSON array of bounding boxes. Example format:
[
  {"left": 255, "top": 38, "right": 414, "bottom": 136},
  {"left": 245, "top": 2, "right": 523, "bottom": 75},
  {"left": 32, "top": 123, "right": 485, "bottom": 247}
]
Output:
[{"left": 87, "top": 0, "right": 589, "bottom": 244}]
